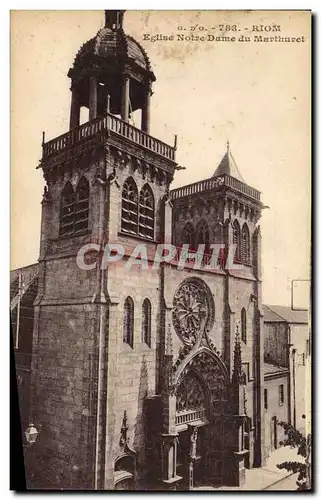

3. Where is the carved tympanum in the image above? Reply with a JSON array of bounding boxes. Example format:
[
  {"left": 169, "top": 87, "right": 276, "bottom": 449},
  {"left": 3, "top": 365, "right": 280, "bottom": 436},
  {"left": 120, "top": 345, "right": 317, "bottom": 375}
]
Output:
[{"left": 176, "top": 372, "right": 206, "bottom": 413}]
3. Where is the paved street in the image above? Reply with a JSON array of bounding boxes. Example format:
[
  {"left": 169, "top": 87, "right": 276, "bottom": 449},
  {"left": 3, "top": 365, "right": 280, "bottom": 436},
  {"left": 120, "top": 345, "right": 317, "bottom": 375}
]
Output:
[
  {"left": 193, "top": 447, "right": 304, "bottom": 491},
  {"left": 264, "top": 473, "right": 298, "bottom": 490}
]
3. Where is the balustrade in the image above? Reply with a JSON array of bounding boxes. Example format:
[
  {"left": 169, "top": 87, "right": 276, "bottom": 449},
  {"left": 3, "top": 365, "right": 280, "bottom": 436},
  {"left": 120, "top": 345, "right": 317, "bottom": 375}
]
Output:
[{"left": 42, "top": 113, "right": 175, "bottom": 161}]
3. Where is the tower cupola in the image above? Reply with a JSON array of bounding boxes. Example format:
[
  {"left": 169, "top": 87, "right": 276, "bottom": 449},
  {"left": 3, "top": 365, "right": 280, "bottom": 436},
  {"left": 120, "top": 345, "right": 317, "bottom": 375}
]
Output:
[{"left": 67, "top": 10, "right": 155, "bottom": 132}]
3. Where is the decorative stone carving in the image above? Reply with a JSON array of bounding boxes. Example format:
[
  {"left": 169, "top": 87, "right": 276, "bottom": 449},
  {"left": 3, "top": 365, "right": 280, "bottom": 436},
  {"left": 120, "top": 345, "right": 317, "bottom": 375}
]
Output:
[
  {"left": 119, "top": 411, "right": 129, "bottom": 447},
  {"left": 178, "top": 350, "right": 228, "bottom": 403},
  {"left": 176, "top": 372, "right": 206, "bottom": 413},
  {"left": 172, "top": 279, "right": 214, "bottom": 348}
]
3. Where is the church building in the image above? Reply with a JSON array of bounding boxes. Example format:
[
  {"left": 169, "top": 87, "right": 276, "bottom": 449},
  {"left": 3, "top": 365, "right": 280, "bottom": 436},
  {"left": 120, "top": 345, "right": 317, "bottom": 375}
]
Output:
[{"left": 13, "top": 11, "right": 267, "bottom": 490}]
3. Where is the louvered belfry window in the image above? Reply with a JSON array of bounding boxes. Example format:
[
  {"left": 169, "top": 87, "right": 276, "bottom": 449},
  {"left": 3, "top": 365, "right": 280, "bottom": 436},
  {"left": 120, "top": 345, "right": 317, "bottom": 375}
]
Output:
[
  {"left": 60, "top": 182, "right": 75, "bottom": 236},
  {"left": 139, "top": 184, "right": 154, "bottom": 239},
  {"left": 60, "top": 178, "right": 89, "bottom": 236},
  {"left": 121, "top": 178, "right": 139, "bottom": 235},
  {"left": 74, "top": 177, "right": 89, "bottom": 233}
]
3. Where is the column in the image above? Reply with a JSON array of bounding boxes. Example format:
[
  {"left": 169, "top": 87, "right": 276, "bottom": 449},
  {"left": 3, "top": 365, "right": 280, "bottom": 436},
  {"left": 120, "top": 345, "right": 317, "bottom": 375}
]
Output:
[
  {"left": 141, "top": 89, "right": 151, "bottom": 133},
  {"left": 121, "top": 76, "right": 130, "bottom": 122},
  {"left": 160, "top": 434, "right": 182, "bottom": 490},
  {"left": 69, "top": 89, "right": 80, "bottom": 130},
  {"left": 89, "top": 76, "right": 98, "bottom": 121}
]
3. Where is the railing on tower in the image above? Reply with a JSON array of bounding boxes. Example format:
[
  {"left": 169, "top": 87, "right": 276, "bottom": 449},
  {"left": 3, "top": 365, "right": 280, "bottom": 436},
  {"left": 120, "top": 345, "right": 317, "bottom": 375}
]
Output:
[
  {"left": 42, "top": 113, "right": 176, "bottom": 161},
  {"left": 170, "top": 175, "right": 261, "bottom": 202}
]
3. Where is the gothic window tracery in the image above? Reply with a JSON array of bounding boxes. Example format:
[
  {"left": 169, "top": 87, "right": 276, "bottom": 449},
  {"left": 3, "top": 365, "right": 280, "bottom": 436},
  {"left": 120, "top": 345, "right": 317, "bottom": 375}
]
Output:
[
  {"left": 121, "top": 178, "right": 138, "bottom": 235},
  {"left": 139, "top": 184, "right": 154, "bottom": 239},
  {"left": 181, "top": 222, "right": 195, "bottom": 250},
  {"left": 172, "top": 279, "right": 214, "bottom": 348},
  {"left": 233, "top": 219, "right": 241, "bottom": 263},
  {"left": 141, "top": 298, "right": 151, "bottom": 347},
  {"left": 241, "top": 223, "right": 251, "bottom": 264},
  {"left": 195, "top": 219, "right": 210, "bottom": 254},
  {"left": 123, "top": 297, "right": 134, "bottom": 348},
  {"left": 74, "top": 177, "right": 89, "bottom": 233},
  {"left": 59, "top": 182, "right": 75, "bottom": 236}
]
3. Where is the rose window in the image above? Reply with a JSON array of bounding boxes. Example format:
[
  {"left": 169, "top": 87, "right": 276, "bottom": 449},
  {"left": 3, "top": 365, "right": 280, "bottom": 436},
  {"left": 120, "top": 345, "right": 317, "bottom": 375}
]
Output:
[{"left": 172, "top": 280, "right": 214, "bottom": 347}]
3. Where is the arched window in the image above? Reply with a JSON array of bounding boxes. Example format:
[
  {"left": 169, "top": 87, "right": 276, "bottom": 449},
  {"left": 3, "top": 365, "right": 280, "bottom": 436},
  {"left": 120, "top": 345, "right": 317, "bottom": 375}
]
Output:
[
  {"left": 241, "top": 308, "right": 247, "bottom": 343},
  {"left": 59, "top": 182, "right": 75, "bottom": 236},
  {"left": 123, "top": 297, "right": 134, "bottom": 348},
  {"left": 141, "top": 298, "right": 151, "bottom": 347},
  {"left": 233, "top": 220, "right": 241, "bottom": 263},
  {"left": 241, "top": 223, "right": 250, "bottom": 264},
  {"left": 139, "top": 184, "right": 155, "bottom": 239},
  {"left": 74, "top": 177, "right": 89, "bottom": 233},
  {"left": 195, "top": 219, "right": 210, "bottom": 254},
  {"left": 181, "top": 222, "right": 195, "bottom": 250},
  {"left": 121, "top": 178, "right": 138, "bottom": 235}
]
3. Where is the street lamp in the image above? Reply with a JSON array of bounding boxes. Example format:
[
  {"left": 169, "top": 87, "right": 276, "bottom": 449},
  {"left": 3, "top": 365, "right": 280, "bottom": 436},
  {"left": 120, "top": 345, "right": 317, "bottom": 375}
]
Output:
[{"left": 25, "top": 423, "right": 39, "bottom": 446}]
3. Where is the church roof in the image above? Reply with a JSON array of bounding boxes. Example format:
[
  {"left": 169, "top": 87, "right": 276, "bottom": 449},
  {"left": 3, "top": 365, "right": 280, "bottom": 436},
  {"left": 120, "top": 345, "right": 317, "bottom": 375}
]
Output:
[
  {"left": 212, "top": 142, "right": 245, "bottom": 182},
  {"left": 264, "top": 362, "right": 289, "bottom": 377},
  {"left": 263, "top": 304, "right": 309, "bottom": 324}
]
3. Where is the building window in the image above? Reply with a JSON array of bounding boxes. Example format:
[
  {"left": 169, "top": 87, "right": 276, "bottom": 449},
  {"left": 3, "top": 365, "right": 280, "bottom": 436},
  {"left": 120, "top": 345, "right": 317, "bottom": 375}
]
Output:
[
  {"left": 121, "top": 178, "right": 138, "bottom": 235},
  {"left": 60, "top": 182, "right": 75, "bottom": 236},
  {"left": 141, "top": 298, "right": 151, "bottom": 347},
  {"left": 241, "top": 308, "right": 247, "bottom": 343},
  {"left": 74, "top": 177, "right": 89, "bottom": 233},
  {"left": 279, "top": 384, "right": 284, "bottom": 405},
  {"left": 139, "top": 184, "right": 155, "bottom": 239},
  {"left": 241, "top": 223, "right": 250, "bottom": 264},
  {"left": 264, "top": 388, "right": 268, "bottom": 410},
  {"left": 123, "top": 297, "right": 134, "bottom": 348},
  {"left": 181, "top": 222, "right": 195, "bottom": 250},
  {"left": 233, "top": 220, "right": 241, "bottom": 263}
]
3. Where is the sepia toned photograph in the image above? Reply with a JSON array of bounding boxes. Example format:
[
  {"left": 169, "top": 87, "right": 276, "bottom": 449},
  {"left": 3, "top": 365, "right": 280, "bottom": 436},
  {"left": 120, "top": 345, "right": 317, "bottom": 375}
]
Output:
[{"left": 10, "top": 9, "right": 311, "bottom": 491}]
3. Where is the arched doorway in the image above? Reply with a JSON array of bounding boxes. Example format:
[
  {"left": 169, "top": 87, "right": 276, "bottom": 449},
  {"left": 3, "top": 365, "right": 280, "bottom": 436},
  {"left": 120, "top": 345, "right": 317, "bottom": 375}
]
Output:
[{"left": 174, "top": 348, "right": 229, "bottom": 488}]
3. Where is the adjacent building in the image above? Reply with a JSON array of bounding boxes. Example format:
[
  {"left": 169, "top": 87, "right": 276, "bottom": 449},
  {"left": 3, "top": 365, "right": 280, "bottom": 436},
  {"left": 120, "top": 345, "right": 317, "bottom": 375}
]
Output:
[{"left": 263, "top": 304, "right": 310, "bottom": 437}]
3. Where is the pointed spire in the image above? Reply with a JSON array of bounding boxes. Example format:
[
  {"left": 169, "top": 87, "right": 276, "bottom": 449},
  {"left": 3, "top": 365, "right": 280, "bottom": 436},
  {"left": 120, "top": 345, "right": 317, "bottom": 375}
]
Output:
[{"left": 212, "top": 142, "right": 245, "bottom": 182}]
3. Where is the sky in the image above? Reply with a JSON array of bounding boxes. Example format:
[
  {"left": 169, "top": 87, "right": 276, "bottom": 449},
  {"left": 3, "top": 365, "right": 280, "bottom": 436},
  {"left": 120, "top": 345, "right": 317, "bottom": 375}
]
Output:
[{"left": 11, "top": 10, "right": 311, "bottom": 307}]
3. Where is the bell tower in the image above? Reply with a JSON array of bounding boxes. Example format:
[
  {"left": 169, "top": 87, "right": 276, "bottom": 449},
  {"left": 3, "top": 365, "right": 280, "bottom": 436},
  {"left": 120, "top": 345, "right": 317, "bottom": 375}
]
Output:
[{"left": 31, "top": 10, "right": 177, "bottom": 490}]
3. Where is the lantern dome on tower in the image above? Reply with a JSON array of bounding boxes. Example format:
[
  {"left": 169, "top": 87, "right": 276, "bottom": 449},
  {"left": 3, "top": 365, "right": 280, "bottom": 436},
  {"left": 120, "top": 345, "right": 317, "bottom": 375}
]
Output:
[
  {"left": 67, "top": 10, "right": 155, "bottom": 128},
  {"left": 70, "top": 12, "right": 154, "bottom": 76}
]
